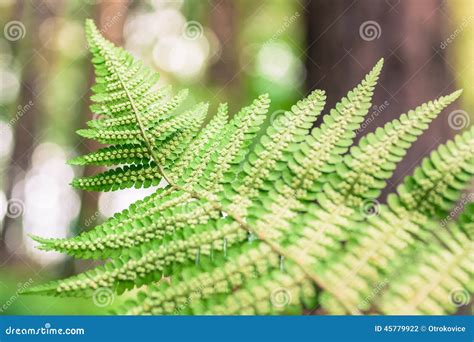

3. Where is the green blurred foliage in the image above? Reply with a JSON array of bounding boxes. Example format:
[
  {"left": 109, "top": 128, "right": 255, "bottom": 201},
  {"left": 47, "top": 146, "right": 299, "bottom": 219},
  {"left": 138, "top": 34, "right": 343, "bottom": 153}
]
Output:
[{"left": 0, "top": 271, "right": 108, "bottom": 315}]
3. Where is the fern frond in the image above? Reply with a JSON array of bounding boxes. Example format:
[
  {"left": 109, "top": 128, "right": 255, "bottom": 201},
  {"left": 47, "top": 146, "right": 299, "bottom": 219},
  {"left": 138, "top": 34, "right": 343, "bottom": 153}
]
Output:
[
  {"left": 224, "top": 89, "right": 326, "bottom": 209},
  {"left": 72, "top": 103, "right": 207, "bottom": 191},
  {"left": 32, "top": 187, "right": 192, "bottom": 258},
  {"left": 119, "top": 200, "right": 354, "bottom": 315},
  {"left": 196, "top": 94, "right": 271, "bottom": 191},
  {"left": 86, "top": 85, "right": 172, "bottom": 129},
  {"left": 172, "top": 103, "right": 229, "bottom": 180},
  {"left": 120, "top": 243, "right": 278, "bottom": 315},
  {"left": 69, "top": 144, "right": 150, "bottom": 166},
  {"left": 239, "top": 63, "right": 384, "bottom": 247},
  {"left": 38, "top": 105, "right": 229, "bottom": 257},
  {"left": 288, "top": 59, "right": 383, "bottom": 201},
  {"left": 25, "top": 20, "right": 473, "bottom": 317},
  {"left": 316, "top": 129, "right": 473, "bottom": 313},
  {"left": 33, "top": 95, "right": 269, "bottom": 259},
  {"left": 215, "top": 126, "right": 473, "bottom": 315},
  {"left": 321, "top": 90, "right": 462, "bottom": 210},
  {"left": 388, "top": 125, "right": 474, "bottom": 219},
  {"left": 379, "top": 204, "right": 473, "bottom": 314},
  {"left": 74, "top": 20, "right": 201, "bottom": 192},
  {"left": 29, "top": 216, "right": 249, "bottom": 296},
  {"left": 204, "top": 267, "right": 314, "bottom": 315},
  {"left": 45, "top": 105, "right": 230, "bottom": 258},
  {"left": 72, "top": 162, "right": 161, "bottom": 191}
]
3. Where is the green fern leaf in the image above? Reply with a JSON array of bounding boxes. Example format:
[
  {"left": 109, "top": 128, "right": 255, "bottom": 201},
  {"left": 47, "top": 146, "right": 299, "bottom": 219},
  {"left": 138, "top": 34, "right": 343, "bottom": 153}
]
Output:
[{"left": 24, "top": 20, "right": 473, "bottom": 318}]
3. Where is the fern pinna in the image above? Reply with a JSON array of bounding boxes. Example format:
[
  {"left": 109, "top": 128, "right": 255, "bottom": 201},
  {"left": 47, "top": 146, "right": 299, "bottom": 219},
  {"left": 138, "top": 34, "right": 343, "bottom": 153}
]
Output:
[{"left": 25, "top": 20, "right": 473, "bottom": 315}]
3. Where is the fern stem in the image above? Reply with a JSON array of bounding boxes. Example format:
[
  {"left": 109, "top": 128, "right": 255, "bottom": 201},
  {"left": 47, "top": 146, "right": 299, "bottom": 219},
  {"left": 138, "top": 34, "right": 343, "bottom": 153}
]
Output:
[{"left": 110, "top": 57, "right": 175, "bottom": 187}]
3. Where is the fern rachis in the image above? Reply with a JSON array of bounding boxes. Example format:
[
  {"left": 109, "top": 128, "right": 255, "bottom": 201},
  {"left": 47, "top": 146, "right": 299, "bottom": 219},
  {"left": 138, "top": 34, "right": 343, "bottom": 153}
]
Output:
[{"left": 24, "top": 19, "right": 473, "bottom": 316}]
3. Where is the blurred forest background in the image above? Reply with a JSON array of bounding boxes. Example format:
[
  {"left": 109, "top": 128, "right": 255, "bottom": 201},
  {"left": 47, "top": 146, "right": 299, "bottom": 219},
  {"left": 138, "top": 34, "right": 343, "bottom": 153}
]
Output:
[{"left": 0, "top": 0, "right": 472, "bottom": 314}]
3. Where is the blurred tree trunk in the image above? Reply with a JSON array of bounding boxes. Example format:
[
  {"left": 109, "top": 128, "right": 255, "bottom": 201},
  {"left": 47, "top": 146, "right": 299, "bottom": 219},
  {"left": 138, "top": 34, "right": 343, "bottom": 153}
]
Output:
[
  {"left": 304, "top": 0, "right": 456, "bottom": 198},
  {"left": 208, "top": 0, "right": 242, "bottom": 111},
  {"left": 0, "top": 0, "right": 55, "bottom": 264}
]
